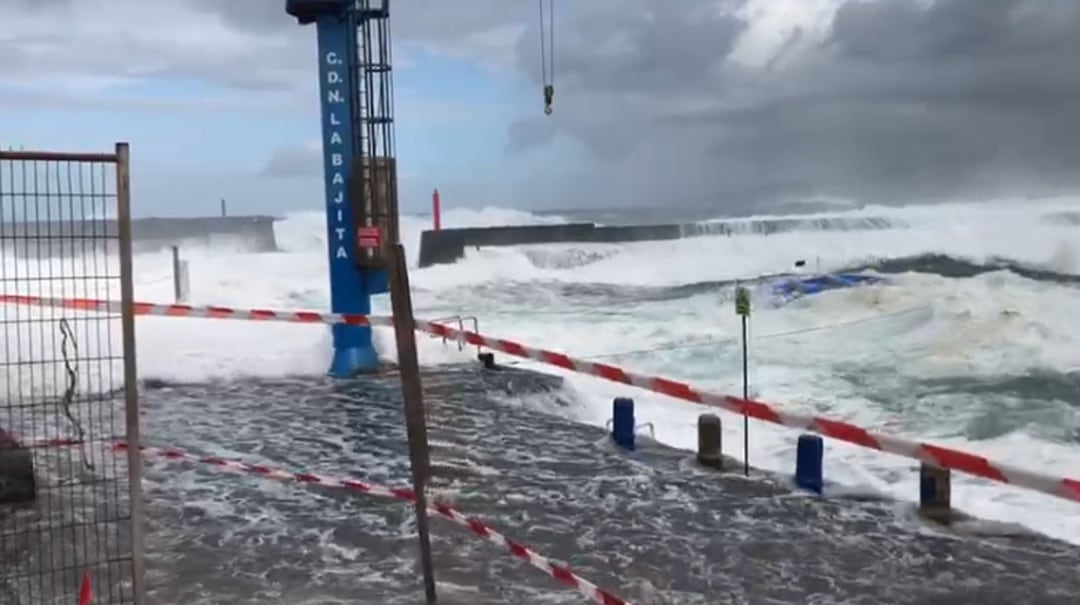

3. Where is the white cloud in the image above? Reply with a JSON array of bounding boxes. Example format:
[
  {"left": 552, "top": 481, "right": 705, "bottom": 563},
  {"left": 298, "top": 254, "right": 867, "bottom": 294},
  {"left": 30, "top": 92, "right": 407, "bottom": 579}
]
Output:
[{"left": 729, "top": 0, "right": 844, "bottom": 68}]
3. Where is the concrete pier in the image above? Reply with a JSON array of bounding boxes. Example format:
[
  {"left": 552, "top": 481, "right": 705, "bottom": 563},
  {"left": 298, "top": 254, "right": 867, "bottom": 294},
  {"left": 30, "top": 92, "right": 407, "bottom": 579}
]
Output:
[{"left": 417, "top": 215, "right": 897, "bottom": 267}]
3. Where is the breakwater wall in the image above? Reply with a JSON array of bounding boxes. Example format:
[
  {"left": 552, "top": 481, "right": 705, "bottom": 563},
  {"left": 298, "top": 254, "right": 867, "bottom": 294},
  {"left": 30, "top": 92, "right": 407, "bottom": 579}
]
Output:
[
  {"left": 417, "top": 216, "right": 899, "bottom": 267},
  {"left": 0, "top": 216, "right": 279, "bottom": 257}
]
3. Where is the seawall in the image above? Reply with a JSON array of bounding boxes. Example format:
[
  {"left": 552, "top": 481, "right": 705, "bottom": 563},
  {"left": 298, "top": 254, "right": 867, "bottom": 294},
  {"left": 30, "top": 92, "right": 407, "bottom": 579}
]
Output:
[
  {"left": 0, "top": 216, "right": 280, "bottom": 257},
  {"left": 417, "top": 215, "right": 899, "bottom": 267}
]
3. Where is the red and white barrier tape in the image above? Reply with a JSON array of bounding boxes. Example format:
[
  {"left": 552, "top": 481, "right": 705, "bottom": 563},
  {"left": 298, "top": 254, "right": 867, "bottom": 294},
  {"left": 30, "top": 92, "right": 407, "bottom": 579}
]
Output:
[
  {"left": 104, "top": 441, "right": 626, "bottom": 605},
  {"left": 0, "top": 294, "right": 391, "bottom": 327},
  {"left": 421, "top": 321, "right": 1080, "bottom": 503},
  {"left": 5, "top": 294, "right": 1079, "bottom": 504},
  {"left": 21, "top": 435, "right": 628, "bottom": 602}
]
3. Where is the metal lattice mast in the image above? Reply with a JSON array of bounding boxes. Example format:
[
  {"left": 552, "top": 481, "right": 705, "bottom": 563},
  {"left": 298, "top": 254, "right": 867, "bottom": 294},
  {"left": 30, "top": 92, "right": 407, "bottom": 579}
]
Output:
[{"left": 352, "top": 1, "right": 400, "bottom": 251}]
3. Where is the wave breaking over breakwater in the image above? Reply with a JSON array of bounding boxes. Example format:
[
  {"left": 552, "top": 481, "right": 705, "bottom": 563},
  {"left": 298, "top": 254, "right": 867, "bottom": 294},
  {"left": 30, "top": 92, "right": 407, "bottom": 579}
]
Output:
[
  {"left": 678, "top": 214, "right": 902, "bottom": 237},
  {"left": 418, "top": 214, "right": 905, "bottom": 267}
]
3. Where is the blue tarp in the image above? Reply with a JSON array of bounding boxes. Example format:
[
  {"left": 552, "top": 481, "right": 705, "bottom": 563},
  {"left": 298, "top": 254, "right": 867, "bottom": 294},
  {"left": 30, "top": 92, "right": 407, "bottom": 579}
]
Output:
[{"left": 758, "top": 272, "right": 885, "bottom": 306}]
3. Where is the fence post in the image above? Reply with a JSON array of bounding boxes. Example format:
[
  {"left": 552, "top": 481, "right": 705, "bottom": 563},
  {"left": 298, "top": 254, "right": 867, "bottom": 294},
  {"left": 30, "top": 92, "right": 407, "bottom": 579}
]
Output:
[
  {"left": 386, "top": 243, "right": 438, "bottom": 603},
  {"left": 611, "top": 397, "right": 635, "bottom": 451},
  {"left": 171, "top": 245, "right": 190, "bottom": 303},
  {"left": 116, "top": 142, "right": 148, "bottom": 603},
  {"left": 697, "top": 414, "right": 723, "bottom": 470},
  {"left": 795, "top": 434, "right": 824, "bottom": 494},
  {"left": 919, "top": 463, "right": 952, "bottom": 523}
]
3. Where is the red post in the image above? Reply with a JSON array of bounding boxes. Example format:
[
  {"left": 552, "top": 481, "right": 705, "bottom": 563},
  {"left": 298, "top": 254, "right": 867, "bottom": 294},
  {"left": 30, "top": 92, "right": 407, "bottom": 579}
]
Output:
[{"left": 432, "top": 188, "right": 442, "bottom": 231}]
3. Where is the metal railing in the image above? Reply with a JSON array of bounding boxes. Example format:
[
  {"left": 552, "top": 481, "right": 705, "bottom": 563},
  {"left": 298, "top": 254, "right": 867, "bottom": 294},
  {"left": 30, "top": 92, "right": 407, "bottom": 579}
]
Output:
[{"left": 429, "top": 315, "right": 481, "bottom": 354}]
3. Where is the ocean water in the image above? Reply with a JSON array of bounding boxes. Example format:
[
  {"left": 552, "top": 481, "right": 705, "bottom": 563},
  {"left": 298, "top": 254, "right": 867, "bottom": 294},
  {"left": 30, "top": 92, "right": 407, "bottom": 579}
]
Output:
[
  {"left": 120, "top": 198, "right": 1080, "bottom": 540},
  {"left": 4, "top": 197, "right": 1080, "bottom": 598}
]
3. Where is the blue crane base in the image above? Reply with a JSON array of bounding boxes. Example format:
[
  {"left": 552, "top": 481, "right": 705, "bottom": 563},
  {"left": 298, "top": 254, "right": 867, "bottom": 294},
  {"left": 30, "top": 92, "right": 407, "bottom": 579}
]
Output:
[
  {"left": 328, "top": 325, "right": 380, "bottom": 378},
  {"left": 326, "top": 269, "right": 388, "bottom": 378}
]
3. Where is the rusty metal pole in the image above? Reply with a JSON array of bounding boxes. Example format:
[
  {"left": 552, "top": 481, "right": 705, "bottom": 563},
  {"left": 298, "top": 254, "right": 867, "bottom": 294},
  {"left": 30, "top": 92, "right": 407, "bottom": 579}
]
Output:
[
  {"left": 115, "top": 142, "right": 147, "bottom": 604},
  {"left": 387, "top": 242, "right": 438, "bottom": 603}
]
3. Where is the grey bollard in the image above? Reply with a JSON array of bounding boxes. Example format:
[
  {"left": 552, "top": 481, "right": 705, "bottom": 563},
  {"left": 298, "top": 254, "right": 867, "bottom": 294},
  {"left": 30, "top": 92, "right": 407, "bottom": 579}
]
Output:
[
  {"left": 697, "top": 414, "right": 723, "bottom": 470},
  {"left": 919, "top": 463, "right": 952, "bottom": 523},
  {"left": 0, "top": 429, "right": 36, "bottom": 505}
]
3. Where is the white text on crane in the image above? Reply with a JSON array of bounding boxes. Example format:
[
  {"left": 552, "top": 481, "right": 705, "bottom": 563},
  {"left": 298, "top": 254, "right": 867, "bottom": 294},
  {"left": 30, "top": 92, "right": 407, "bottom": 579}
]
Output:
[{"left": 324, "top": 50, "right": 349, "bottom": 261}]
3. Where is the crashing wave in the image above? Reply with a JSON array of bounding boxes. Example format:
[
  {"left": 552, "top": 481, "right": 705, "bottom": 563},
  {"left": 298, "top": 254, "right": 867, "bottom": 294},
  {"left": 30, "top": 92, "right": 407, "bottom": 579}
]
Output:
[
  {"left": 680, "top": 215, "right": 904, "bottom": 238},
  {"left": 523, "top": 247, "right": 622, "bottom": 269}
]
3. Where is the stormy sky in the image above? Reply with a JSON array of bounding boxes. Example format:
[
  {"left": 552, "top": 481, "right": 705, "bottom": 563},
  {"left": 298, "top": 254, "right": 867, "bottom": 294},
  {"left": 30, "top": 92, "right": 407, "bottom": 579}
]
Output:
[{"left": 2, "top": 0, "right": 1080, "bottom": 215}]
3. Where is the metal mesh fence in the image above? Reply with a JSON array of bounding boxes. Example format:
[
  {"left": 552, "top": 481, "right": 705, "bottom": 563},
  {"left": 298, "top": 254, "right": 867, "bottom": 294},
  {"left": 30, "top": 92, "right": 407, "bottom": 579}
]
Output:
[{"left": 0, "top": 146, "right": 144, "bottom": 604}]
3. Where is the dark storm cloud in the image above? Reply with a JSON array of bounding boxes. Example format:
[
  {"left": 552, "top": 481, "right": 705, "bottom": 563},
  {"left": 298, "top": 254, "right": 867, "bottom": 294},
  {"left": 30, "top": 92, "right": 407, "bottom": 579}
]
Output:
[
  {"left": 512, "top": 0, "right": 1080, "bottom": 210},
  {"left": 507, "top": 1, "right": 748, "bottom": 157},
  {"left": 812, "top": 0, "right": 1080, "bottom": 203}
]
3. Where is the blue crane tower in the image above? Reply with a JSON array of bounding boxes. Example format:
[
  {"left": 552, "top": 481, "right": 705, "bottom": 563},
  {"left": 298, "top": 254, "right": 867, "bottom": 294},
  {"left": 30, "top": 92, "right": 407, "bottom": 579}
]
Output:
[{"left": 286, "top": 0, "right": 401, "bottom": 378}]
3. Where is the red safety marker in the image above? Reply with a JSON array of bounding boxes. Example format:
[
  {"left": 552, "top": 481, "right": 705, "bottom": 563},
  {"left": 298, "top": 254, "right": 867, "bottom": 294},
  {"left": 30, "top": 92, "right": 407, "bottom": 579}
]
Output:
[{"left": 78, "top": 571, "right": 92, "bottom": 605}]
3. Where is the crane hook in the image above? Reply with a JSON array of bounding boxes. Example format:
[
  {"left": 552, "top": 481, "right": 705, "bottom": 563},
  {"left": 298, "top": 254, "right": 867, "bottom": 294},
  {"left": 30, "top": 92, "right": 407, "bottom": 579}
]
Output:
[{"left": 539, "top": 0, "right": 555, "bottom": 116}]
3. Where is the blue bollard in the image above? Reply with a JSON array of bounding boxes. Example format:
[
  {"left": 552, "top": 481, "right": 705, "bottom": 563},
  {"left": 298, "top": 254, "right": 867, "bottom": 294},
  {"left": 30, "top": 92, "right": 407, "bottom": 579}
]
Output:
[
  {"left": 795, "top": 433, "right": 823, "bottom": 494},
  {"left": 611, "top": 397, "right": 635, "bottom": 451}
]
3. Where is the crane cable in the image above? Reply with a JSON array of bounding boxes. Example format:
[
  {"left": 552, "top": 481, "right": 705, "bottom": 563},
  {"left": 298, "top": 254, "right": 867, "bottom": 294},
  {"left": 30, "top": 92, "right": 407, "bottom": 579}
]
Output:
[{"left": 538, "top": 0, "right": 555, "bottom": 115}]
